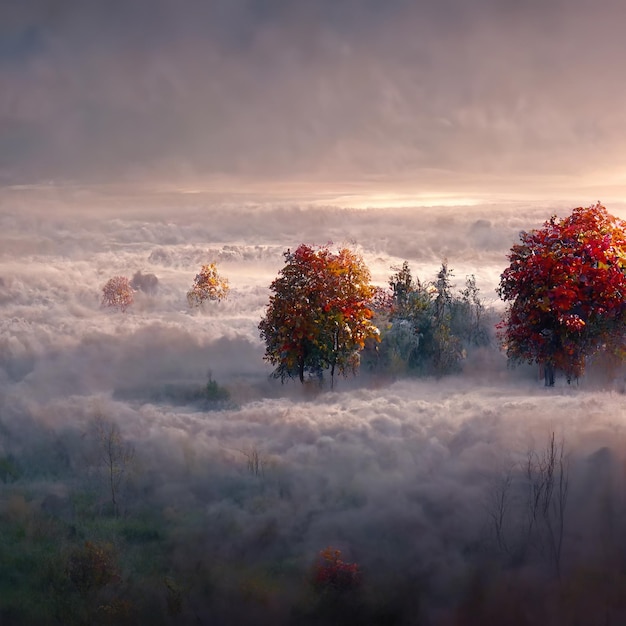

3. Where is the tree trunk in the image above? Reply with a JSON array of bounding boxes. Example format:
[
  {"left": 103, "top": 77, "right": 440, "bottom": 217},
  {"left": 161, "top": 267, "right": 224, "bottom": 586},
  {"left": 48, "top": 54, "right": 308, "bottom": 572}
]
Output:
[{"left": 544, "top": 362, "right": 555, "bottom": 386}]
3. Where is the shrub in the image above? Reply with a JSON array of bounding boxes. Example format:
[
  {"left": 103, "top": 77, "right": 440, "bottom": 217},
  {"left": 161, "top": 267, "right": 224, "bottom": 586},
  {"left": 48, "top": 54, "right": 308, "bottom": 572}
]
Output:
[
  {"left": 311, "top": 547, "right": 361, "bottom": 593},
  {"left": 66, "top": 541, "right": 120, "bottom": 596}
]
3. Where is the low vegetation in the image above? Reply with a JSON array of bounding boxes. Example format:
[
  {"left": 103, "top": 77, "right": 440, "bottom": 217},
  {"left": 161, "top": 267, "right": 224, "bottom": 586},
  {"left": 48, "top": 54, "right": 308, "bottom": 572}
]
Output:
[{"left": 1, "top": 421, "right": 626, "bottom": 625}]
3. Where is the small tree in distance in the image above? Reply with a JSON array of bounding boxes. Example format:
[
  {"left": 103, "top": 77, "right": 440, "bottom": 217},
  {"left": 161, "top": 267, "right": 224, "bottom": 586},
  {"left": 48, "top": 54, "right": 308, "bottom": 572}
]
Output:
[
  {"left": 187, "top": 263, "right": 230, "bottom": 307},
  {"left": 130, "top": 270, "right": 159, "bottom": 295},
  {"left": 92, "top": 414, "right": 135, "bottom": 518},
  {"left": 101, "top": 276, "right": 134, "bottom": 312},
  {"left": 498, "top": 202, "right": 626, "bottom": 383}
]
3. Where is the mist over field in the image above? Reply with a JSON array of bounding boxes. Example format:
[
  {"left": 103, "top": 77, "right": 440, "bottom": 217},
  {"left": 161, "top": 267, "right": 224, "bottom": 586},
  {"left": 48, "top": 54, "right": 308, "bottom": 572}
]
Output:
[{"left": 3, "top": 193, "right": 626, "bottom": 624}]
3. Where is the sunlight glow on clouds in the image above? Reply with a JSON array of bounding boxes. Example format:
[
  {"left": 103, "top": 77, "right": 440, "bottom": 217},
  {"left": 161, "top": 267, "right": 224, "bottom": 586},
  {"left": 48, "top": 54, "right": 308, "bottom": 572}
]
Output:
[{"left": 314, "top": 193, "right": 485, "bottom": 210}]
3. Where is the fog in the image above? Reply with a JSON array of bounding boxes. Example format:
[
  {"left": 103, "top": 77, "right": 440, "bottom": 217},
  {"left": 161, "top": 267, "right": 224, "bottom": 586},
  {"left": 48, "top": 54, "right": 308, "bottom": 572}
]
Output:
[{"left": 2, "top": 195, "right": 626, "bottom": 624}]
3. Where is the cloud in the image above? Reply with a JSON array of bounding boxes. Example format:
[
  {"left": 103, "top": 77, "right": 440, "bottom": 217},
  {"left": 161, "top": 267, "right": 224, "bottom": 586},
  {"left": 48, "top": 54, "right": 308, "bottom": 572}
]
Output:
[{"left": 2, "top": 0, "right": 626, "bottom": 195}]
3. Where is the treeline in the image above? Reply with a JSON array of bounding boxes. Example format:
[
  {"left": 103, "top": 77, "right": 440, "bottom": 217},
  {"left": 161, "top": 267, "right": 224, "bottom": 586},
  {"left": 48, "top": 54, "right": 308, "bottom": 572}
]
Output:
[
  {"left": 259, "top": 203, "right": 626, "bottom": 387},
  {"left": 258, "top": 244, "right": 494, "bottom": 387},
  {"left": 101, "top": 202, "right": 626, "bottom": 387}
]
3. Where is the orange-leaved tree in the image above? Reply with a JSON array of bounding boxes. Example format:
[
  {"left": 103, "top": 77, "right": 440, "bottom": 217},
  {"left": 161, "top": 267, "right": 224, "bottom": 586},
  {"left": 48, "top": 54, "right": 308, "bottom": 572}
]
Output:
[
  {"left": 259, "top": 244, "right": 379, "bottom": 386},
  {"left": 187, "top": 263, "right": 230, "bottom": 307},
  {"left": 497, "top": 202, "right": 626, "bottom": 383},
  {"left": 101, "top": 276, "right": 134, "bottom": 312}
]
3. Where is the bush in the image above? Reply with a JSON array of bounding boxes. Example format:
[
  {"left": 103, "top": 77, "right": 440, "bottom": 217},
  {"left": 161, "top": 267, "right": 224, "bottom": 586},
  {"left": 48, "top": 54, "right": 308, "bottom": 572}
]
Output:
[
  {"left": 66, "top": 541, "right": 120, "bottom": 595},
  {"left": 0, "top": 456, "right": 19, "bottom": 483},
  {"left": 311, "top": 547, "right": 361, "bottom": 593}
]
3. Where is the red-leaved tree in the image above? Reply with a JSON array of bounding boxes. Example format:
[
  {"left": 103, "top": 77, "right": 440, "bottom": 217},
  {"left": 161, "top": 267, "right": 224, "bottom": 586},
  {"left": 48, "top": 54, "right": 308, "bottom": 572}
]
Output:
[
  {"left": 311, "top": 547, "right": 361, "bottom": 593},
  {"left": 101, "top": 276, "right": 134, "bottom": 312},
  {"left": 259, "top": 245, "right": 379, "bottom": 386},
  {"left": 498, "top": 202, "right": 626, "bottom": 383}
]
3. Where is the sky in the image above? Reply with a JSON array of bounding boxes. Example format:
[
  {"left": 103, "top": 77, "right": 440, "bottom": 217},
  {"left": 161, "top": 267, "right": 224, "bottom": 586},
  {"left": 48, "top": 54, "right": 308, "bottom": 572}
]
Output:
[{"left": 2, "top": 0, "right": 626, "bottom": 203}]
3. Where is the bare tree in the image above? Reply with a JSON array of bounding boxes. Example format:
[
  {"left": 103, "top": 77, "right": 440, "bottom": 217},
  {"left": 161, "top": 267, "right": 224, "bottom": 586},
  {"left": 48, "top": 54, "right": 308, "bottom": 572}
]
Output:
[
  {"left": 522, "top": 432, "right": 569, "bottom": 577},
  {"left": 239, "top": 445, "right": 265, "bottom": 478},
  {"left": 485, "top": 466, "right": 514, "bottom": 557},
  {"left": 542, "top": 432, "right": 569, "bottom": 578},
  {"left": 486, "top": 432, "right": 569, "bottom": 579},
  {"left": 92, "top": 415, "right": 135, "bottom": 517}
]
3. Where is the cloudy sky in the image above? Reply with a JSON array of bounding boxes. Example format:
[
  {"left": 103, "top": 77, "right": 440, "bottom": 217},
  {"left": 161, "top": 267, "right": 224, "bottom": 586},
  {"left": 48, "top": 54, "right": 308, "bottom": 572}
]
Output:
[{"left": 2, "top": 0, "right": 626, "bottom": 202}]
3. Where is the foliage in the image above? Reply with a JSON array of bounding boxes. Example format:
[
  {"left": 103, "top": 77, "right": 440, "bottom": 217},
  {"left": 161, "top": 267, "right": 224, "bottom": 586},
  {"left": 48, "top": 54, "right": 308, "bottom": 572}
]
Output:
[
  {"left": 259, "top": 244, "right": 379, "bottom": 385},
  {"left": 186, "top": 263, "right": 230, "bottom": 307},
  {"left": 369, "top": 261, "right": 489, "bottom": 376},
  {"left": 454, "top": 274, "right": 488, "bottom": 346},
  {"left": 497, "top": 202, "right": 626, "bottom": 381},
  {"left": 0, "top": 418, "right": 624, "bottom": 624},
  {"left": 204, "top": 372, "right": 231, "bottom": 402},
  {"left": 119, "top": 519, "right": 162, "bottom": 544},
  {"left": 430, "top": 261, "right": 463, "bottom": 374},
  {"left": 66, "top": 541, "right": 120, "bottom": 596},
  {"left": 0, "top": 455, "right": 19, "bottom": 483},
  {"left": 311, "top": 547, "right": 361, "bottom": 593},
  {"left": 163, "top": 577, "right": 185, "bottom": 617},
  {"left": 101, "top": 276, "right": 134, "bottom": 312}
]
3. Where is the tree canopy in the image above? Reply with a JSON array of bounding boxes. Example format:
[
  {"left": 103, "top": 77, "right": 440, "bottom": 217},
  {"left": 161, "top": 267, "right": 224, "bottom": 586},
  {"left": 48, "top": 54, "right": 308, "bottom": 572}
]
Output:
[
  {"left": 259, "top": 244, "right": 379, "bottom": 385},
  {"left": 101, "top": 276, "right": 134, "bottom": 312},
  {"left": 497, "top": 202, "right": 626, "bottom": 381},
  {"left": 367, "top": 261, "right": 488, "bottom": 377},
  {"left": 187, "top": 263, "right": 230, "bottom": 307}
]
